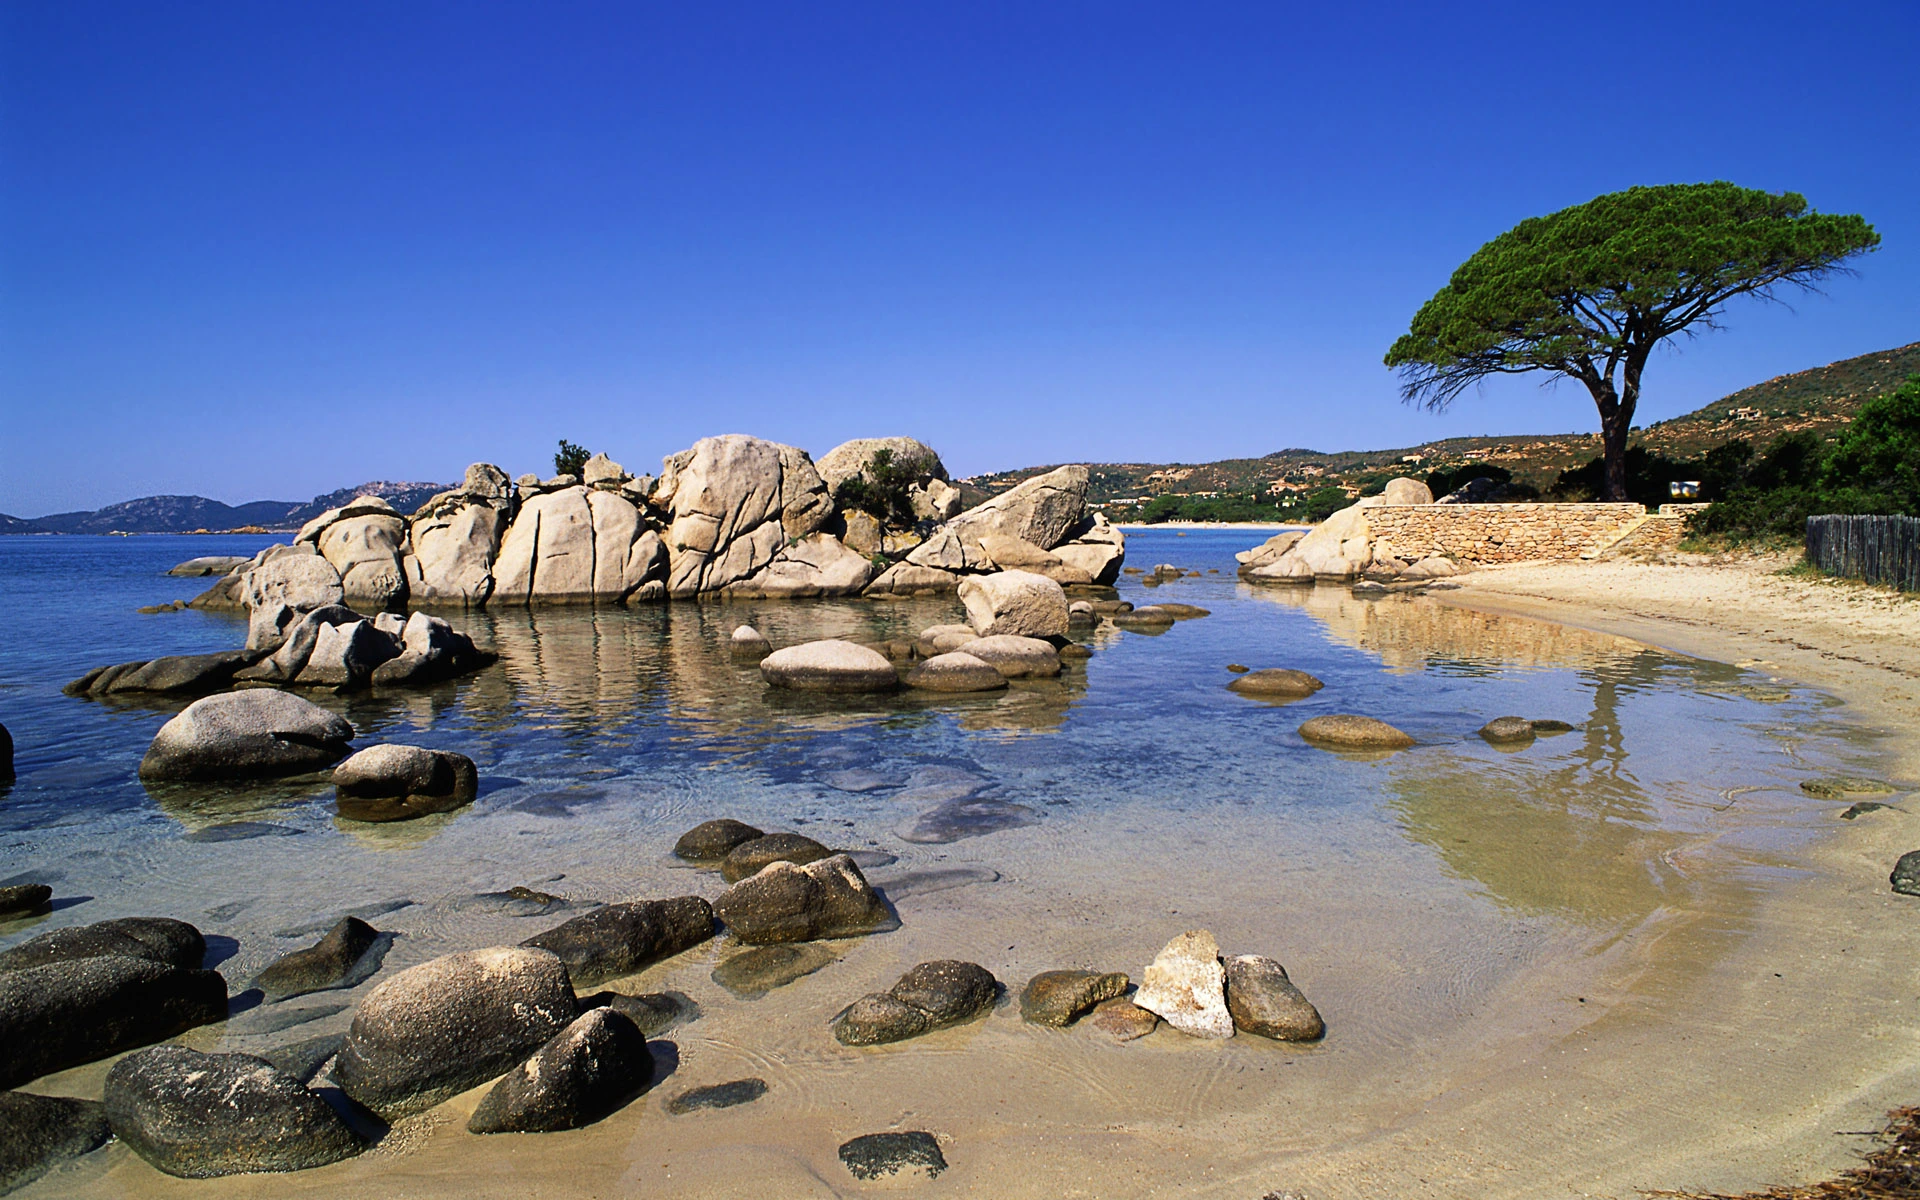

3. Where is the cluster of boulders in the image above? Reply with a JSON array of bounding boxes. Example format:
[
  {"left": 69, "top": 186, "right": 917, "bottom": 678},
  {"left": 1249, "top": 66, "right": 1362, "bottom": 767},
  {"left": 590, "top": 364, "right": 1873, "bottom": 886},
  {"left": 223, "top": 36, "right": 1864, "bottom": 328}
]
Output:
[
  {"left": 1221, "top": 661, "right": 1573, "bottom": 754},
  {"left": 181, "top": 436, "right": 1125, "bottom": 614},
  {"left": 1237, "top": 477, "right": 1459, "bottom": 588}
]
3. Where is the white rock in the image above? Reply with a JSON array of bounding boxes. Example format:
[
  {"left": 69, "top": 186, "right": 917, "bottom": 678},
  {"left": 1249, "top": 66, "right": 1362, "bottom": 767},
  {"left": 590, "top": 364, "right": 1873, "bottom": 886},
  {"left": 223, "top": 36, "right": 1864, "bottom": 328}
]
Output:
[
  {"left": 759, "top": 640, "right": 899, "bottom": 693},
  {"left": 907, "top": 465, "right": 1089, "bottom": 571},
  {"left": 1402, "top": 555, "right": 1457, "bottom": 580},
  {"left": 654, "top": 435, "right": 833, "bottom": 596},
  {"left": 865, "top": 562, "right": 962, "bottom": 596},
  {"left": 242, "top": 554, "right": 346, "bottom": 650},
  {"left": 814, "top": 437, "right": 945, "bottom": 493},
  {"left": 581, "top": 452, "right": 626, "bottom": 489},
  {"left": 1380, "top": 477, "right": 1434, "bottom": 505},
  {"left": 318, "top": 513, "right": 409, "bottom": 608},
  {"left": 956, "top": 634, "right": 1060, "bottom": 679},
  {"left": 723, "top": 533, "right": 874, "bottom": 597},
  {"left": 1133, "top": 930, "right": 1234, "bottom": 1039},
  {"left": 957, "top": 570, "right": 1068, "bottom": 638}
]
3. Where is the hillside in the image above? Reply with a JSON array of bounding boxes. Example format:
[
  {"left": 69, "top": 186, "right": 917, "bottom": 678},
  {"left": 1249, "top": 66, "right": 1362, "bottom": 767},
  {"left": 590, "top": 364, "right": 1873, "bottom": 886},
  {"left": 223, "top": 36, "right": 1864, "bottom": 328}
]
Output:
[
  {"left": 966, "top": 341, "right": 1920, "bottom": 512},
  {"left": 4, "top": 481, "right": 452, "bottom": 535}
]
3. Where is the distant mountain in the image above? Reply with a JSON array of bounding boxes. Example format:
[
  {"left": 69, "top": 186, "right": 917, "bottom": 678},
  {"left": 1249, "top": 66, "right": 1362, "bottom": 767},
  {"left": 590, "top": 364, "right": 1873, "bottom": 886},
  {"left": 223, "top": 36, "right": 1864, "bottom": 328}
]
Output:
[{"left": 2, "top": 481, "right": 453, "bottom": 535}]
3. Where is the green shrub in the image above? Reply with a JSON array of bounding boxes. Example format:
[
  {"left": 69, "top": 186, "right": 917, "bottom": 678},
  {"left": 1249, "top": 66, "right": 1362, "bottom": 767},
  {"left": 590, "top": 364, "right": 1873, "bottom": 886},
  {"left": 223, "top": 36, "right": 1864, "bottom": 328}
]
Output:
[
  {"left": 554, "top": 439, "right": 590, "bottom": 478},
  {"left": 834, "top": 448, "right": 935, "bottom": 529}
]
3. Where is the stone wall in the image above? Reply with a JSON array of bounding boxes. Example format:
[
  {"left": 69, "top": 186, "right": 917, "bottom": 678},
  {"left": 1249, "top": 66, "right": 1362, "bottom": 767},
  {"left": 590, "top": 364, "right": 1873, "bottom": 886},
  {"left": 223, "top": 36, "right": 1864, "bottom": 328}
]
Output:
[{"left": 1365, "top": 503, "right": 1646, "bottom": 565}]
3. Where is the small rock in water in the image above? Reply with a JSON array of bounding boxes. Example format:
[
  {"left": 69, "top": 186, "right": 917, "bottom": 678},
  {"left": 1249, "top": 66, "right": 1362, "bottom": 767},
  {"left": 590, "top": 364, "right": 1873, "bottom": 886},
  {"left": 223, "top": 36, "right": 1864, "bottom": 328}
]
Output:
[
  {"left": 1298, "top": 714, "right": 1416, "bottom": 750},
  {"left": 104, "top": 1045, "right": 364, "bottom": 1177},
  {"left": 467, "top": 1008, "right": 652, "bottom": 1134},
  {"left": 1222, "top": 955, "right": 1324, "bottom": 1041},
  {"left": 1226, "top": 669, "right": 1325, "bottom": 699},
  {"left": 712, "top": 854, "right": 893, "bottom": 944},
  {"left": 1088, "top": 997, "right": 1158, "bottom": 1042},
  {"left": 712, "top": 944, "right": 837, "bottom": 999},
  {"left": 895, "top": 797, "right": 1038, "bottom": 845},
  {"left": 0, "top": 1091, "right": 112, "bottom": 1195},
  {"left": 0, "top": 883, "right": 53, "bottom": 919},
  {"left": 0, "top": 721, "right": 11, "bottom": 783},
  {"left": 729, "top": 625, "right": 772, "bottom": 661},
  {"left": 904, "top": 652, "right": 1009, "bottom": 693},
  {"left": 1478, "top": 716, "right": 1536, "bottom": 745},
  {"left": 1133, "top": 930, "right": 1233, "bottom": 1039},
  {"left": 1150, "top": 603, "right": 1210, "bottom": 619},
  {"left": 138, "top": 691, "right": 355, "bottom": 783},
  {"left": 879, "top": 866, "right": 1000, "bottom": 901},
  {"left": 722, "top": 833, "right": 833, "bottom": 884},
  {"left": 674, "top": 818, "right": 767, "bottom": 862},
  {"left": 1227, "top": 664, "right": 1250, "bottom": 673},
  {"left": 332, "top": 744, "right": 478, "bottom": 822},
  {"left": 759, "top": 640, "right": 899, "bottom": 693},
  {"left": 1891, "top": 851, "right": 1920, "bottom": 897},
  {"left": 831, "top": 960, "right": 998, "bottom": 1046},
  {"left": 461, "top": 886, "right": 573, "bottom": 917},
  {"left": 582, "top": 990, "right": 699, "bottom": 1037},
  {"left": 520, "top": 896, "right": 715, "bottom": 988},
  {"left": 1802, "top": 776, "right": 1899, "bottom": 799},
  {"left": 252, "top": 917, "right": 385, "bottom": 1001},
  {"left": 839, "top": 1131, "right": 947, "bottom": 1181},
  {"left": 665, "top": 1078, "right": 768, "bottom": 1114},
  {"left": 1530, "top": 719, "right": 1576, "bottom": 733},
  {"left": 257, "top": 1032, "right": 347, "bottom": 1084},
  {"left": 1841, "top": 802, "right": 1889, "bottom": 820},
  {"left": 1057, "top": 642, "right": 1092, "bottom": 661},
  {"left": 1020, "top": 970, "right": 1130, "bottom": 1026}
]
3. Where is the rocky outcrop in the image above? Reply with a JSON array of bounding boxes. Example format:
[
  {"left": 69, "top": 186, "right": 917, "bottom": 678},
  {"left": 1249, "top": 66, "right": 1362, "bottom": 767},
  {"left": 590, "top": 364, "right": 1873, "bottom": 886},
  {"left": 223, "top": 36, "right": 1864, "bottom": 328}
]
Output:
[
  {"left": 1236, "top": 530, "right": 1305, "bottom": 574},
  {"left": 64, "top": 650, "right": 265, "bottom": 698},
  {"left": 723, "top": 532, "right": 874, "bottom": 597},
  {"left": 242, "top": 550, "right": 345, "bottom": 649},
  {"left": 493, "top": 486, "right": 667, "bottom": 604},
  {"left": 332, "top": 745, "right": 478, "bottom": 821},
  {"left": 406, "top": 464, "right": 512, "bottom": 605},
  {"left": 368, "top": 611, "right": 493, "bottom": 686},
  {"left": 654, "top": 435, "right": 833, "bottom": 597},
  {"left": 815, "top": 436, "right": 951, "bottom": 518},
  {"left": 104, "top": 1046, "right": 364, "bottom": 1177},
  {"left": 907, "top": 465, "right": 1090, "bottom": 572},
  {"left": 1050, "top": 512, "right": 1127, "bottom": 585},
  {"left": 139, "top": 691, "right": 355, "bottom": 782},
  {"left": 866, "top": 562, "right": 964, "bottom": 596},
  {"left": 301, "top": 498, "right": 409, "bottom": 610},
  {"left": 467, "top": 1008, "right": 652, "bottom": 1133},
  {"left": 333, "top": 946, "right": 580, "bottom": 1120}
]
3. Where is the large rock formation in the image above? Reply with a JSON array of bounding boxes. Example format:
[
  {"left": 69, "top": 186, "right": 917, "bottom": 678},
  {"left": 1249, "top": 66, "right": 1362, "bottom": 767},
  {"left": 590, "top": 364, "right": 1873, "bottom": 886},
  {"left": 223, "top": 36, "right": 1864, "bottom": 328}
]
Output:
[
  {"left": 405, "top": 464, "right": 512, "bottom": 605},
  {"left": 1245, "top": 478, "right": 1431, "bottom": 583},
  {"left": 138, "top": 691, "right": 355, "bottom": 781},
  {"left": 241, "top": 550, "right": 345, "bottom": 649},
  {"left": 302, "top": 498, "right": 409, "bottom": 610},
  {"left": 906, "top": 465, "right": 1090, "bottom": 573},
  {"left": 653, "top": 435, "right": 833, "bottom": 597},
  {"left": 492, "top": 486, "right": 666, "bottom": 604}
]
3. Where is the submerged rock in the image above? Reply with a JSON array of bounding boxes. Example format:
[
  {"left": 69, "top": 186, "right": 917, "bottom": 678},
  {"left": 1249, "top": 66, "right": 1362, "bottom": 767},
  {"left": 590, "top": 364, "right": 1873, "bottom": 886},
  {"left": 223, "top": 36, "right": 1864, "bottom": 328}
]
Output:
[
  {"left": 1298, "top": 714, "right": 1416, "bottom": 750},
  {"left": 331, "top": 744, "right": 478, "bottom": 822},
  {"left": 582, "top": 990, "right": 700, "bottom": 1037},
  {"left": 895, "top": 796, "right": 1038, "bottom": 845},
  {"left": 759, "top": 640, "right": 899, "bottom": 693},
  {"left": 711, "top": 943, "right": 838, "bottom": 999},
  {"left": 915, "top": 624, "right": 980, "bottom": 658},
  {"left": 104, "top": 1046, "right": 363, "bottom": 1178},
  {"left": 1802, "top": 776, "right": 1899, "bottom": 799},
  {"left": 839, "top": 1131, "right": 947, "bottom": 1181},
  {"left": 956, "top": 635, "right": 1060, "bottom": 679},
  {"left": 1133, "top": 930, "right": 1233, "bottom": 1040},
  {"left": 332, "top": 946, "right": 579, "bottom": 1120},
  {"left": 138, "top": 691, "right": 355, "bottom": 782},
  {"left": 468, "top": 1008, "right": 652, "bottom": 1134},
  {"left": 520, "top": 896, "right": 715, "bottom": 988},
  {"left": 0, "top": 1091, "right": 111, "bottom": 1195},
  {"left": 1222, "top": 955, "right": 1324, "bottom": 1041},
  {"left": 1892, "top": 851, "right": 1920, "bottom": 898},
  {"left": 730, "top": 625, "right": 772, "bottom": 661},
  {"left": 1477, "top": 716, "right": 1536, "bottom": 744},
  {"left": 673, "top": 818, "right": 766, "bottom": 862},
  {"left": 1019, "top": 970, "right": 1130, "bottom": 1027},
  {"left": 721, "top": 833, "right": 833, "bottom": 884},
  {"left": 1226, "top": 669, "right": 1325, "bottom": 699},
  {"left": 666, "top": 1078, "right": 768, "bottom": 1114},
  {"left": 1088, "top": 997, "right": 1158, "bottom": 1042},
  {"left": 830, "top": 960, "right": 997, "bottom": 1046},
  {"left": 252, "top": 916, "right": 384, "bottom": 1001},
  {"left": 712, "top": 854, "right": 892, "bottom": 944},
  {"left": 904, "top": 651, "right": 1008, "bottom": 693}
]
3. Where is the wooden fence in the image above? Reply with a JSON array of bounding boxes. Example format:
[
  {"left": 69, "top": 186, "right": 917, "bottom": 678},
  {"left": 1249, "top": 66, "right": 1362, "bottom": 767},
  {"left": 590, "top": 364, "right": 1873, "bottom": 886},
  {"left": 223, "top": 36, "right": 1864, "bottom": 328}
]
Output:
[{"left": 1805, "top": 515, "right": 1920, "bottom": 592}]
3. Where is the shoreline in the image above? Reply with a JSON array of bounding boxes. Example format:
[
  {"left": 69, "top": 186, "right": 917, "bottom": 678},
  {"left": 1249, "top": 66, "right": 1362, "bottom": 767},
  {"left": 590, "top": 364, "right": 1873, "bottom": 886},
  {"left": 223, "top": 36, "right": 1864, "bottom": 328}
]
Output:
[{"left": 1113, "top": 520, "right": 1310, "bottom": 531}]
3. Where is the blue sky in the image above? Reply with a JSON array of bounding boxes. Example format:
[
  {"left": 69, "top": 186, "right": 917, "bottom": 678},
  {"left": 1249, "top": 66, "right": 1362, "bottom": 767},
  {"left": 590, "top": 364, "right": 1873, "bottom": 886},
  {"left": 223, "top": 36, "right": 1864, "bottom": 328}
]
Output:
[{"left": 3, "top": 1, "right": 1916, "bottom": 515}]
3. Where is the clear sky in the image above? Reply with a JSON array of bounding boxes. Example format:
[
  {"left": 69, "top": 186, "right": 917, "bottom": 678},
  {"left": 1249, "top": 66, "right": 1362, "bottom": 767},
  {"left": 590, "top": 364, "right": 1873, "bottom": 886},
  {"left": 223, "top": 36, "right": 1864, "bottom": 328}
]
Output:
[{"left": 3, "top": 1, "right": 1916, "bottom": 516}]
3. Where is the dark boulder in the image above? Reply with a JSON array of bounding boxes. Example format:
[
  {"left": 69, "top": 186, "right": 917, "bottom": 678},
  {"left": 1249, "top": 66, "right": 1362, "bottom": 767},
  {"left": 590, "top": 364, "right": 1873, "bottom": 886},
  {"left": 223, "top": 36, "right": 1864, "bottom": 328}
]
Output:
[
  {"left": 712, "top": 854, "right": 892, "bottom": 944},
  {"left": 252, "top": 916, "right": 384, "bottom": 1001},
  {"left": 665, "top": 1078, "right": 767, "bottom": 1114},
  {"left": 331, "top": 745, "right": 478, "bottom": 822},
  {"left": 332, "top": 946, "right": 579, "bottom": 1120},
  {"left": 0, "top": 1091, "right": 111, "bottom": 1195},
  {"left": 839, "top": 1131, "right": 947, "bottom": 1181},
  {"left": 1477, "top": 716, "right": 1536, "bottom": 744},
  {"left": 830, "top": 960, "right": 997, "bottom": 1046},
  {"left": 1222, "top": 955, "right": 1324, "bottom": 1041},
  {"left": 62, "top": 650, "right": 264, "bottom": 698},
  {"left": 0, "top": 915, "right": 204, "bottom": 974},
  {"left": 467, "top": 1008, "right": 652, "bottom": 1134},
  {"left": 581, "top": 990, "right": 699, "bottom": 1037},
  {"left": 720, "top": 832, "right": 833, "bottom": 884},
  {"left": 104, "top": 1046, "right": 363, "bottom": 1178},
  {"left": 672, "top": 818, "right": 764, "bottom": 863},
  {"left": 711, "top": 943, "right": 837, "bottom": 999},
  {"left": 0, "top": 955, "right": 228, "bottom": 1089},
  {"left": 1892, "top": 851, "right": 1920, "bottom": 898},
  {"left": 520, "top": 896, "right": 715, "bottom": 988},
  {"left": 0, "top": 884, "right": 52, "bottom": 920},
  {"left": 0, "top": 723, "right": 10, "bottom": 783}
]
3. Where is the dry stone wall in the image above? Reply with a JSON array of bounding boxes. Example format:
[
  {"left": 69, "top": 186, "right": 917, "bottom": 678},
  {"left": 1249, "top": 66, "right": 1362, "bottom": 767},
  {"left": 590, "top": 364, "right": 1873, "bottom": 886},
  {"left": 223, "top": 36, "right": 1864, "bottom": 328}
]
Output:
[{"left": 1366, "top": 503, "right": 1646, "bottom": 564}]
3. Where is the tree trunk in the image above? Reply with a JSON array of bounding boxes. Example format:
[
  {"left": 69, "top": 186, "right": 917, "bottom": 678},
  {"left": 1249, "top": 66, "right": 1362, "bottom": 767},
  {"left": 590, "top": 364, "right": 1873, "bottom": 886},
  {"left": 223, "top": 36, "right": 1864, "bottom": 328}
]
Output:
[{"left": 1599, "top": 408, "right": 1631, "bottom": 502}]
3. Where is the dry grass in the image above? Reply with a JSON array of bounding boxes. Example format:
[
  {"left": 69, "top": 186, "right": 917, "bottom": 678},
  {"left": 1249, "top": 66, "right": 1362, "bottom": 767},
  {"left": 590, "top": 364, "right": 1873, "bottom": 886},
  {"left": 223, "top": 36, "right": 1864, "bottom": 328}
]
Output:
[{"left": 1648, "top": 1108, "right": 1920, "bottom": 1199}]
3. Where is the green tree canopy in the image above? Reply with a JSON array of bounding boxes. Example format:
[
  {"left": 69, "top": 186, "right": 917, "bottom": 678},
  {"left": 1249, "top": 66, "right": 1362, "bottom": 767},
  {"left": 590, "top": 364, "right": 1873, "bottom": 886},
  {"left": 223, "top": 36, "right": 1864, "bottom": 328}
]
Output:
[
  {"left": 554, "top": 438, "right": 590, "bottom": 478},
  {"left": 1385, "top": 183, "right": 1878, "bottom": 500}
]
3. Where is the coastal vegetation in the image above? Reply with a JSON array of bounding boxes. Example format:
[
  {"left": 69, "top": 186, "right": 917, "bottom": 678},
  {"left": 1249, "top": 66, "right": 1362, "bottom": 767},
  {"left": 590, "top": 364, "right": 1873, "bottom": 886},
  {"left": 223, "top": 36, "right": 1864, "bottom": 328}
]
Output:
[
  {"left": 1385, "top": 182, "right": 1879, "bottom": 501},
  {"left": 553, "top": 439, "right": 592, "bottom": 479}
]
